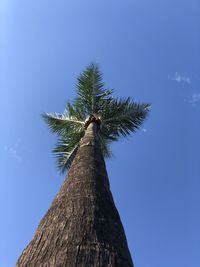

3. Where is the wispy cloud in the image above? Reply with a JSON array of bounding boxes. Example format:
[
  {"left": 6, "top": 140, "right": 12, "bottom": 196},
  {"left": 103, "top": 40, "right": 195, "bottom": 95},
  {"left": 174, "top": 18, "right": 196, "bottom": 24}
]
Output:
[
  {"left": 169, "top": 72, "right": 191, "bottom": 84},
  {"left": 4, "top": 139, "right": 22, "bottom": 162},
  {"left": 190, "top": 93, "right": 200, "bottom": 104},
  {"left": 168, "top": 72, "right": 200, "bottom": 105},
  {"left": 4, "top": 146, "right": 22, "bottom": 162},
  {"left": 141, "top": 128, "right": 147, "bottom": 133}
]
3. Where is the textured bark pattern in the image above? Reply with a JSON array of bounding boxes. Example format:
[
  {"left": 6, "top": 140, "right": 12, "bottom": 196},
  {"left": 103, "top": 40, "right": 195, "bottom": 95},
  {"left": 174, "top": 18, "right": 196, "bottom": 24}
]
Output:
[{"left": 16, "top": 123, "right": 133, "bottom": 267}]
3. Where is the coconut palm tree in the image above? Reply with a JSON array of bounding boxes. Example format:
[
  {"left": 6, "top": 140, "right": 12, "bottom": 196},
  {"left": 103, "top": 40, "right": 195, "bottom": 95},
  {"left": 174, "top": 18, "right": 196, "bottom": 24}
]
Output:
[{"left": 16, "top": 63, "right": 150, "bottom": 267}]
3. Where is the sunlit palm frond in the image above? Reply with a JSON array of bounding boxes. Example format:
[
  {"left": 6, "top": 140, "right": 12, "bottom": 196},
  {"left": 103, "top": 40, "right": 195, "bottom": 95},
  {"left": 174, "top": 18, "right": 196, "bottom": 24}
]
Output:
[{"left": 42, "top": 112, "right": 84, "bottom": 135}]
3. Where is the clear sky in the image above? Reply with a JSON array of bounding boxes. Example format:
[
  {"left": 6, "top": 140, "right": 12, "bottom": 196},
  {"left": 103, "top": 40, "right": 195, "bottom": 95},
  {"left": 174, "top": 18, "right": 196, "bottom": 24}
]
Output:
[{"left": 1, "top": 0, "right": 200, "bottom": 266}]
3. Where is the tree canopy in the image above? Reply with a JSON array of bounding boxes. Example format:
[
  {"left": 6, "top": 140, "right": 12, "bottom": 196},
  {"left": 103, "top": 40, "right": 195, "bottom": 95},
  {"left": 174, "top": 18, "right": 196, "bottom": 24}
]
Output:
[{"left": 42, "top": 63, "right": 150, "bottom": 173}]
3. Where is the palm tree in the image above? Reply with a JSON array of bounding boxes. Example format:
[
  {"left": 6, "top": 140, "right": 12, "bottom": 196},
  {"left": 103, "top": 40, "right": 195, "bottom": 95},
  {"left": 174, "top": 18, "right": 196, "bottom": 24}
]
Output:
[{"left": 16, "top": 64, "right": 150, "bottom": 267}]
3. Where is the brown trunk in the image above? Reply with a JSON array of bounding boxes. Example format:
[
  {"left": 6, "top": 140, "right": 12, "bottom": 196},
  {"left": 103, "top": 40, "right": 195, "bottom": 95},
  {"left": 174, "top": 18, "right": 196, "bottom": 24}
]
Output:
[{"left": 16, "top": 122, "right": 133, "bottom": 267}]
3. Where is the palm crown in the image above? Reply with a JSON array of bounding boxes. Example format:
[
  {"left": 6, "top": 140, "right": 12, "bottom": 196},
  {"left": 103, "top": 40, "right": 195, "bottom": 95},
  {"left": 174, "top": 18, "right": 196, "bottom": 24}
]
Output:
[{"left": 42, "top": 64, "right": 150, "bottom": 173}]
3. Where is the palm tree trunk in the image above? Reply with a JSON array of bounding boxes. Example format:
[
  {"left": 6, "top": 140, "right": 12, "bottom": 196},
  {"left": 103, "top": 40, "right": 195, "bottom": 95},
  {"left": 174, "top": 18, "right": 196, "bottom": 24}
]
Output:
[{"left": 16, "top": 122, "right": 133, "bottom": 267}]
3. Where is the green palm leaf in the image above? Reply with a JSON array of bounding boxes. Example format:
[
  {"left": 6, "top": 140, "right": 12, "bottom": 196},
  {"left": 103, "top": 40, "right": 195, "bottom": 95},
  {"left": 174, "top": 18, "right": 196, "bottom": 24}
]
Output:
[
  {"left": 101, "top": 97, "right": 150, "bottom": 140},
  {"left": 98, "top": 132, "right": 113, "bottom": 158},
  {"left": 53, "top": 129, "right": 84, "bottom": 173},
  {"left": 75, "top": 63, "right": 113, "bottom": 116},
  {"left": 66, "top": 102, "right": 85, "bottom": 121}
]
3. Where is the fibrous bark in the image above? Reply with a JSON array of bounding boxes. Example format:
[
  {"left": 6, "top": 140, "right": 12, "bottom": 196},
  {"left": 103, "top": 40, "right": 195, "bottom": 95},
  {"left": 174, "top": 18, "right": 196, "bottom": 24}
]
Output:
[{"left": 16, "top": 122, "right": 133, "bottom": 267}]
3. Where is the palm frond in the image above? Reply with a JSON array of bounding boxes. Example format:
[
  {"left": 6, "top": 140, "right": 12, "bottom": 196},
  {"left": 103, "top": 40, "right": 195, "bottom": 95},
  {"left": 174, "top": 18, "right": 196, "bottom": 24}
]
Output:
[
  {"left": 98, "top": 132, "right": 113, "bottom": 158},
  {"left": 101, "top": 97, "right": 150, "bottom": 139},
  {"left": 75, "top": 63, "right": 113, "bottom": 116},
  {"left": 42, "top": 112, "right": 84, "bottom": 135},
  {"left": 53, "top": 143, "right": 80, "bottom": 174},
  {"left": 66, "top": 102, "right": 85, "bottom": 121},
  {"left": 53, "top": 129, "right": 84, "bottom": 173}
]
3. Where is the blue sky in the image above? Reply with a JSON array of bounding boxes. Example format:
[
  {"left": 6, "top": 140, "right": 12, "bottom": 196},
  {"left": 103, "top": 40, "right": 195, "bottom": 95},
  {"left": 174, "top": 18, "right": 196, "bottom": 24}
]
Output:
[{"left": 1, "top": 0, "right": 200, "bottom": 266}]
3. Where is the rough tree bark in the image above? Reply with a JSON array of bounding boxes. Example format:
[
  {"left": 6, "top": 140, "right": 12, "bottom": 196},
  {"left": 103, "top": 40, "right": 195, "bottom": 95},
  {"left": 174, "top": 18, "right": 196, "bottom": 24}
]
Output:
[{"left": 16, "top": 122, "right": 133, "bottom": 267}]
